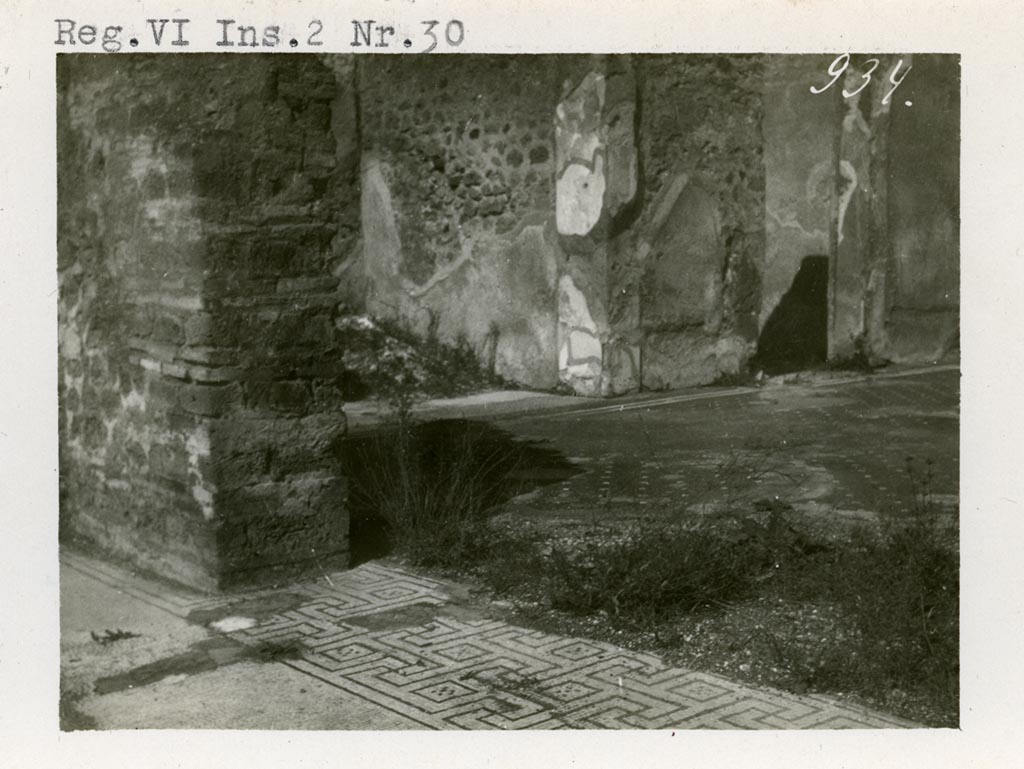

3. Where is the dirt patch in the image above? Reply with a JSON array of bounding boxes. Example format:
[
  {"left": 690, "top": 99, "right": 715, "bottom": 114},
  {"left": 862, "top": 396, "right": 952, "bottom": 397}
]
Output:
[{"left": 343, "top": 602, "right": 444, "bottom": 631}]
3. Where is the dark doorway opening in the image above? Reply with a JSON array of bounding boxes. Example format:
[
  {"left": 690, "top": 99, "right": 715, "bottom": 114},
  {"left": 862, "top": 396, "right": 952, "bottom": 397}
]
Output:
[{"left": 752, "top": 255, "right": 829, "bottom": 375}]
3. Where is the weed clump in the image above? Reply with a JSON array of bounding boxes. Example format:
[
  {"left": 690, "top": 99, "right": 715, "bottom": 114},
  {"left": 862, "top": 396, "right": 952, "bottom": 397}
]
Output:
[
  {"left": 542, "top": 521, "right": 760, "bottom": 625},
  {"left": 758, "top": 456, "right": 959, "bottom": 723},
  {"left": 343, "top": 419, "right": 529, "bottom": 568},
  {"left": 336, "top": 312, "right": 504, "bottom": 409},
  {"left": 780, "top": 509, "right": 959, "bottom": 717}
]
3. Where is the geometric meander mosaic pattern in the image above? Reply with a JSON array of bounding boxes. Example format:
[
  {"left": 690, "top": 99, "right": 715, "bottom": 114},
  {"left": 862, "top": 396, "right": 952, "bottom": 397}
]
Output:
[{"left": 63, "top": 552, "right": 919, "bottom": 730}]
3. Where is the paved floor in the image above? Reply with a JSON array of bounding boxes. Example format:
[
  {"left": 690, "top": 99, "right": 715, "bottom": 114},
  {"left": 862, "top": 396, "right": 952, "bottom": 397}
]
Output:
[
  {"left": 497, "top": 366, "right": 959, "bottom": 529},
  {"left": 61, "top": 550, "right": 917, "bottom": 730},
  {"left": 61, "top": 366, "right": 956, "bottom": 730}
]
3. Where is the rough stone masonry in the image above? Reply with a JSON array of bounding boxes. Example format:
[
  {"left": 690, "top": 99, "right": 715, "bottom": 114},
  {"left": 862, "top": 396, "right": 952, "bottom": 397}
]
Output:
[{"left": 57, "top": 53, "right": 959, "bottom": 589}]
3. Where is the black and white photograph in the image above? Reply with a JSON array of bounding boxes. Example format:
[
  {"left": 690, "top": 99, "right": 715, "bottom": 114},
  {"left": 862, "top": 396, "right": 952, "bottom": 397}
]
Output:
[
  {"left": 54, "top": 50, "right": 960, "bottom": 730},
  {"left": 3, "top": 1, "right": 1024, "bottom": 766}
]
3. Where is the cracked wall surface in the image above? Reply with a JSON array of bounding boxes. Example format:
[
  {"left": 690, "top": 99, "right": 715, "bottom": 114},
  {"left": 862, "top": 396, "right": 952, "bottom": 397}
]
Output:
[
  {"left": 629, "top": 56, "right": 766, "bottom": 389},
  {"left": 762, "top": 53, "right": 959, "bottom": 367},
  {"left": 763, "top": 56, "right": 837, "bottom": 332},
  {"left": 352, "top": 56, "right": 564, "bottom": 390},
  {"left": 882, "top": 54, "right": 960, "bottom": 362}
]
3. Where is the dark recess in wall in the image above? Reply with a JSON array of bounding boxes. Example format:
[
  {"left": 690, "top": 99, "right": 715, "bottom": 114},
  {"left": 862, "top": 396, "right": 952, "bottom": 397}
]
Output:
[{"left": 752, "top": 256, "right": 829, "bottom": 375}]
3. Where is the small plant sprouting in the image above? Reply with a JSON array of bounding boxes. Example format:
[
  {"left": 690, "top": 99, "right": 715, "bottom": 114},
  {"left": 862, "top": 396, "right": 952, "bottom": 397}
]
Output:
[
  {"left": 904, "top": 454, "right": 937, "bottom": 517},
  {"left": 90, "top": 628, "right": 141, "bottom": 646}
]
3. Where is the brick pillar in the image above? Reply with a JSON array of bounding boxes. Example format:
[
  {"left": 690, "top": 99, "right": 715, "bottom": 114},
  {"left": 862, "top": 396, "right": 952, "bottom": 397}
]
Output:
[{"left": 58, "top": 54, "right": 358, "bottom": 589}]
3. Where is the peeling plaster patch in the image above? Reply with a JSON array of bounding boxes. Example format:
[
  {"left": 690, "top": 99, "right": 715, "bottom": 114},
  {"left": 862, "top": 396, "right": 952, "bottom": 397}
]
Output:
[
  {"left": 557, "top": 275, "right": 603, "bottom": 394},
  {"left": 555, "top": 72, "right": 607, "bottom": 237},
  {"left": 62, "top": 324, "right": 82, "bottom": 358},
  {"left": 185, "top": 424, "right": 216, "bottom": 521},
  {"left": 837, "top": 160, "right": 857, "bottom": 246},
  {"left": 360, "top": 156, "right": 403, "bottom": 292},
  {"left": 132, "top": 293, "right": 203, "bottom": 312},
  {"left": 558, "top": 274, "right": 596, "bottom": 330},
  {"left": 117, "top": 387, "right": 148, "bottom": 417},
  {"left": 120, "top": 387, "right": 147, "bottom": 413},
  {"left": 142, "top": 197, "right": 200, "bottom": 233},
  {"left": 556, "top": 154, "right": 606, "bottom": 236},
  {"left": 127, "top": 136, "right": 165, "bottom": 182},
  {"left": 569, "top": 328, "right": 602, "bottom": 362},
  {"left": 766, "top": 206, "right": 826, "bottom": 243},
  {"left": 805, "top": 160, "right": 834, "bottom": 205},
  {"left": 555, "top": 72, "right": 606, "bottom": 155}
]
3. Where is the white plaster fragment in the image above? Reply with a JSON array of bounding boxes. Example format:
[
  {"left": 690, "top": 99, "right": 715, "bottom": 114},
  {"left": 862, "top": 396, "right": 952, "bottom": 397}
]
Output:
[
  {"left": 210, "top": 616, "right": 258, "bottom": 633},
  {"left": 360, "top": 156, "right": 403, "bottom": 290},
  {"left": 558, "top": 274, "right": 597, "bottom": 332},
  {"left": 837, "top": 160, "right": 858, "bottom": 246},
  {"left": 134, "top": 293, "right": 204, "bottom": 311},
  {"left": 556, "top": 155, "right": 606, "bottom": 236},
  {"left": 569, "top": 329, "right": 602, "bottom": 363},
  {"left": 555, "top": 71, "right": 608, "bottom": 237},
  {"left": 185, "top": 425, "right": 216, "bottom": 520},
  {"left": 62, "top": 325, "right": 82, "bottom": 358},
  {"left": 121, "top": 388, "right": 147, "bottom": 413}
]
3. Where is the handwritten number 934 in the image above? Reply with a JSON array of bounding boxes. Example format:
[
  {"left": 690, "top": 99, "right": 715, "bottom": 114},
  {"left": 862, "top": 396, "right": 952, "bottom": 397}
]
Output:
[{"left": 810, "top": 54, "right": 911, "bottom": 105}]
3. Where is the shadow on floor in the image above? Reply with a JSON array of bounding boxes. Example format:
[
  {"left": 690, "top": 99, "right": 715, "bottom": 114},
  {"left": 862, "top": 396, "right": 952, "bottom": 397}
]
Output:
[{"left": 336, "top": 419, "right": 582, "bottom": 565}]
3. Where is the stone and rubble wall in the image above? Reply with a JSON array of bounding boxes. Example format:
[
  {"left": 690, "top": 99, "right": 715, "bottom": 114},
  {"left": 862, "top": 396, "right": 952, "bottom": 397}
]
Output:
[
  {"left": 58, "top": 55, "right": 221, "bottom": 587},
  {"left": 352, "top": 55, "right": 566, "bottom": 390},
  {"left": 58, "top": 55, "right": 358, "bottom": 589},
  {"left": 191, "top": 55, "right": 359, "bottom": 588}
]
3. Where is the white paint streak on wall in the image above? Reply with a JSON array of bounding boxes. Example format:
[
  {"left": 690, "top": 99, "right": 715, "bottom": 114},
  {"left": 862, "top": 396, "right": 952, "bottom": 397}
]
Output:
[
  {"left": 360, "top": 155, "right": 403, "bottom": 293},
  {"left": 837, "top": 159, "right": 857, "bottom": 246}
]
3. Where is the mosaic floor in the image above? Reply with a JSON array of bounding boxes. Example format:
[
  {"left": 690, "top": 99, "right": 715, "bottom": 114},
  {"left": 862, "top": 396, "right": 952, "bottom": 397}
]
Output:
[
  {"left": 501, "top": 366, "right": 959, "bottom": 525},
  {"left": 63, "top": 550, "right": 919, "bottom": 730}
]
